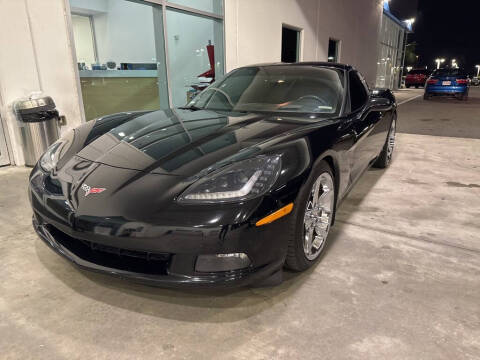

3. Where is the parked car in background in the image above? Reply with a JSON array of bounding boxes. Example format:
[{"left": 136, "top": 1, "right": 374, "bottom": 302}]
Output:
[
  {"left": 424, "top": 68, "right": 469, "bottom": 100},
  {"left": 405, "top": 69, "right": 430, "bottom": 88},
  {"left": 471, "top": 76, "right": 480, "bottom": 86}
]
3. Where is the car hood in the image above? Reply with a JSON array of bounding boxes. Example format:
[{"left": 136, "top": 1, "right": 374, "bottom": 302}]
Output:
[{"left": 76, "top": 108, "right": 318, "bottom": 176}]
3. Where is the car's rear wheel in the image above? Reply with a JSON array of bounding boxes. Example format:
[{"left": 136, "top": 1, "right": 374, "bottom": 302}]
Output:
[
  {"left": 406, "top": 84, "right": 411, "bottom": 88},
  {"left": 424, "top": 93, "right": 431, "bottom": 100},
  {"left": 373, "top": 116, "right": 396, "bottom": 169},
  {"left": 285, "top": 161, "right": 336, "bottom": 271},
  {"left": 415, "top": 85, "right": 419, "bottom": 88}
]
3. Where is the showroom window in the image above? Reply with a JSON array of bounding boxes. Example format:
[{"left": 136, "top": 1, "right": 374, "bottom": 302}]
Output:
[
  {"left": 71, "top": 14, "right": 97, "bottom": 66},
  {"left": 166, "top": 10, "right": 224, "bottom": 107},
  {"left": 68, "top": 0, "right": 224, "bottom": 120}
]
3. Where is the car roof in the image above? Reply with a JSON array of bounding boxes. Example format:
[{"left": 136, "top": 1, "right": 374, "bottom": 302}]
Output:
[{"left": 242, "top": 62, "right": 353, "bottom": 71}]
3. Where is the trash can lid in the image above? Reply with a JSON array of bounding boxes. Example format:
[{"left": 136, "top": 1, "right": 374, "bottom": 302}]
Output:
[{"left": 14, "top": 96, "right": 56, "bottom": 114}]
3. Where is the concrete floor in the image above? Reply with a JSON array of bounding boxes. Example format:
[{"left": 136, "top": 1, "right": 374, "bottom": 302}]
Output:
[{"left": 1, "top": 88, "right": 479, "bottom": 359}]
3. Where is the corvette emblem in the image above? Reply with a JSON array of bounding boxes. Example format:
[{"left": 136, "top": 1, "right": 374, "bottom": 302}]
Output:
[{"left": 81, "top": 183, "right": 106, "bottom": 197}]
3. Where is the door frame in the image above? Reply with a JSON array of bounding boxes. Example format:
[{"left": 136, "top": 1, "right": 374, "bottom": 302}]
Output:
[
  {"left": 281, "top": 23, "right": 304, "bottom": 62},
  {"left": 0, "top": 115, "right": 11, "bottom": 166},
  {"left": 0, "top": 91, "right": 12, "bottom": 166}
]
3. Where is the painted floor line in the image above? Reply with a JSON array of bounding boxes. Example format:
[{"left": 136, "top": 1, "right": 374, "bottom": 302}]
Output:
[{"left": 398, "top": 93, "right": 423, "bottom": 105}]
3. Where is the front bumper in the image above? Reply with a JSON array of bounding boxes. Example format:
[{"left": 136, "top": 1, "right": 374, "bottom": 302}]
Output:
[
  {"left": 33, "top": 217, "right": 284, "bottom": 287},
  {"left": 30, "top": 167, "right": 292, "bottom": 288}
]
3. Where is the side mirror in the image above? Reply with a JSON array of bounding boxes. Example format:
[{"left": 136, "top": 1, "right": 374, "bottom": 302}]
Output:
[{"left": 369, "top": 88, "right": 394, "bottom": 110}]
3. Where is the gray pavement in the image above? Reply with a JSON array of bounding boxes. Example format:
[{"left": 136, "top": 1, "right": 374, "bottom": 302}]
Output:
[
  {"left": 396, "top": 87, "right": 480, "bottom": 139},
  {"left": 0, "top": 89, "right": 479, "bottom": 359}
]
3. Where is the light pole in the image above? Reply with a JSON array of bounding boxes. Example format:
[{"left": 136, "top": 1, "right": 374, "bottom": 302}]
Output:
[
  {"left": 399, "top": 18, "right": 415, "bottom": 89},
  {"left": 435, "top": 58, "right": 445, "bottom": 69},
  {"left": 475, "top": 65, "right": 480, "bottom": 77}
]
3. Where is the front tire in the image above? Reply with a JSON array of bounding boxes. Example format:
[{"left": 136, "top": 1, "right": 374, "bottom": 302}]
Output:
[
  {"left": 373, "top": 116, "right": 396, "bottom": 169},
  {"left": 285, "top": 161, "right": 336, "bottom": 271}
]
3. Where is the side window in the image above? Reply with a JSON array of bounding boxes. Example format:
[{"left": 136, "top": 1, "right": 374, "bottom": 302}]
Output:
[{"left": 349, "top": 71, "right": 369, "bottom": 111}]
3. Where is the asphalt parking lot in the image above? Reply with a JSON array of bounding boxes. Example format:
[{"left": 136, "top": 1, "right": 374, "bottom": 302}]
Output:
[{"left": 1, "top": 88, "right": 479, "bottom": 359}]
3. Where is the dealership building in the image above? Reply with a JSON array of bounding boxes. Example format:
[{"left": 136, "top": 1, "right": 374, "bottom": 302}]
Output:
[{"left": 0, "top": 0, "right": 408, "bottom": 167}]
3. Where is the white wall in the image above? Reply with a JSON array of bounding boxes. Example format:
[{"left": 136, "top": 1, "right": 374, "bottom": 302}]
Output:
[
  {"left": 224, "top": 0, "right": 383, "bottom": 86},
  {"left": 0, "top": 0, "right": 84, "bottom": 166}
]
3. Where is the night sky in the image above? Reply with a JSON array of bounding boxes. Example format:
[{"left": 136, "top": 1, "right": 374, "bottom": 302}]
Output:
[{"left": 389, "top": 0, "right": 480, "bottom": 75}]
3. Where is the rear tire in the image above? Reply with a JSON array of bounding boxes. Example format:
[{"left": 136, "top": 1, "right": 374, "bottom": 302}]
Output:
[
  {"left": 423, "top": 93, "right": 431, "bottom": 100},
  {"left": 415, "top": 85, "right": 419, "bottom": 89},
  {"left": 406, "top": 85, "right": 411, "bottom": 88},
  {"left": 285, "top": 161, "right": 336, "bottom": 272},
  {"left": 373, "top": 116, "right": 396, "bottom": 169}
]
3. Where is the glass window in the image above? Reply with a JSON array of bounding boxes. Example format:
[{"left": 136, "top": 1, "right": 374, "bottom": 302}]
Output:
[
  {"left": 190, "top": 66, "right": 345, "bottom": 116},
  {"left": 167, "top": 0, "right": 223, "bottom": 15},
  {"left": 349, "top": 71, "right": 368, "bottom": 112},
  {"left": 70, "top": 0, "right": 169, "bottom": 120},
  {"left": 166, "top": 9, "right": 225, "bottom": 107},
  {"left": 71, "top": 14, "right": 96, "bottom": 66}
]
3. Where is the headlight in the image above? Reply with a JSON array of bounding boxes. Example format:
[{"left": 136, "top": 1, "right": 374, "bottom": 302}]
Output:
[
  {"left": 177, "top": 155, "right": 281, "bottom": 203},
  {"left": 38, "top": 130, "right": 74, "bottom": 172},
  {"left": 39, "top": 142, "right": 62, "bottom": 172}
]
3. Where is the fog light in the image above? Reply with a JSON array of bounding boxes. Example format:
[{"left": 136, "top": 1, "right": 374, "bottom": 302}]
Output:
[{"left": 195, "top": 253, "right": 251, "bottom": 272}]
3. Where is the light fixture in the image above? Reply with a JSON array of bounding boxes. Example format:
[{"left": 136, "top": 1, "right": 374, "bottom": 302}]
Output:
[{"left": 435, "top": 58, "right": 445, "bottom": 69}]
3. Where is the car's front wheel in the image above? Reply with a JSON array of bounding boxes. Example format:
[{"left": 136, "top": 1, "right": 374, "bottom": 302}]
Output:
[
  {"left": 285, "top": 161, "right": 336, "bottom": 271},
  {"left": 373, "top": 116, "right": 396, "bottom": 168}
]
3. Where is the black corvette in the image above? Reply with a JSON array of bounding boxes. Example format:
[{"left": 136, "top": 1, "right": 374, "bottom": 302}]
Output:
[{"left": 29, "top": 62, "right": 397, "bottom": 287}]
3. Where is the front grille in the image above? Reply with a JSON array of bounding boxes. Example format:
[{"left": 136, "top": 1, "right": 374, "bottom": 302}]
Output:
[{"left": 46, "top": 225, "right": 171, "bottom": 275}]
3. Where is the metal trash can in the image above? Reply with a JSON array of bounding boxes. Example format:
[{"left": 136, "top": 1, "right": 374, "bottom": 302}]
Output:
[{"left": 14, "top": 96, "right": 60, "bottom": 166}]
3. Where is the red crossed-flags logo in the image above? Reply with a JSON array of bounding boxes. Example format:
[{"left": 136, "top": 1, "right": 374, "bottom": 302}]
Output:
[{"left": 81, "top": 183, "right": 106, "bottom": 197}]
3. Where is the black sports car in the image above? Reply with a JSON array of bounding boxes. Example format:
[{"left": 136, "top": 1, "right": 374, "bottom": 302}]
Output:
[{"left": 29, "top": 63, "right": 397, "bottom": 287}]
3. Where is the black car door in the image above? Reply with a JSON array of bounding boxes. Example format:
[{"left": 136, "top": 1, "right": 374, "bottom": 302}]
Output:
[{"left": 348, "top": 71, "right": 386, "bottom": 184}]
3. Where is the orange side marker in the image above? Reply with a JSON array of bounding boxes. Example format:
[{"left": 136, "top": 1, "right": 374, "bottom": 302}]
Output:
[{"left": 255, "top": 203, "right": 294, "bottom": 227}]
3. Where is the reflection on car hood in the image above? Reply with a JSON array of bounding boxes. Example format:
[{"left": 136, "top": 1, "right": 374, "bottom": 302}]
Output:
[{"left": 77, "top": 108, "right": 314, "bottom": 175}]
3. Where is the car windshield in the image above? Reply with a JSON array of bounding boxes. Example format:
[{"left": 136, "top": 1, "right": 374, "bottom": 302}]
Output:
[
  {"left": 187, "top": 66, "right": 345, "bottom": 116},
  {"left": 433, "top": 68, "right": 466, "bottom": 77}
]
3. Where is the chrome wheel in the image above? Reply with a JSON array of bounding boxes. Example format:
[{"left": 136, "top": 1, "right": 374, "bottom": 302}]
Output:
[
  {"left": 387, "top": 118, "right": 396, "bottom": 163},
  {"left": 303, "top": 172, "right": 335, "bottom": 260}
]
